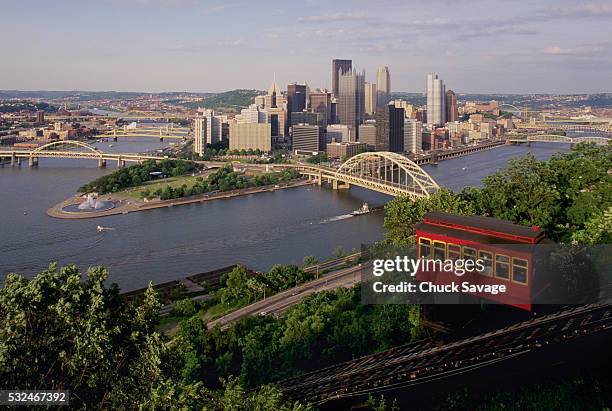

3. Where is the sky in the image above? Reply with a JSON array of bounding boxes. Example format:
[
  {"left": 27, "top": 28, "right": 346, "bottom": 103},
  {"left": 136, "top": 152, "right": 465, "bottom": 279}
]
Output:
[{"left": 1, "top": 0, "right": 612, "bottom": 94}]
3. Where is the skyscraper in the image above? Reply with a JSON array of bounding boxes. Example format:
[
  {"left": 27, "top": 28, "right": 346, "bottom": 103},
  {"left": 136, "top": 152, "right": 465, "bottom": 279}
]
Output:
[
  {"left": 426, "top": 73, "right": 446, "bottom": 126},
  {"left": 309, "top": 91, "right": 331, "bottom": 126},
  {"left": 374, "top": 107, "right": 389, "bottom": 151},
  {"left": 337, "top": 68, "right": 365, "bottom": 139},
  {"left": 331, "top": 59, "right": 352, "bottom": 97},
  {"left": 364, "top": 82, "right": 377, "bottom": 115},
  {"left": 265, "top": 78, "right": 287, "bottom": 137},
  {"left": 287, "top": 83, "right": 307, "bottom": 127},
  {"left": 193, "top": 117, "right": 207, "bottom": 155},
  {"left": 198, "top": 109, "right": 223, "bottom": 144},
  {"left": 404, "top": 119, "right": 423, "bottom": 154},
  {"left": 388, "top": 105, "right": 405, "bottom": 153},
  {"left": 376, "top": 66, "right": 390, "bottom": 107},
  {"left": 445, "top": 89, "right": 458, "bottom": 123}
]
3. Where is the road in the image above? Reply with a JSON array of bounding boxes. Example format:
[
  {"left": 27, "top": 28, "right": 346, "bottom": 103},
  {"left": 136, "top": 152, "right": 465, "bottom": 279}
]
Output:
[{"left": 207, "top": 264, "right": 363, "bottom": 330}]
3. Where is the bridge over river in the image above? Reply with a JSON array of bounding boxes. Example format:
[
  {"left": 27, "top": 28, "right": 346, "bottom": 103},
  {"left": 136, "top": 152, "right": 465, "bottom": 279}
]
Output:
[{"left": 1, "top": 142, "right": 441, "bottom": 198}]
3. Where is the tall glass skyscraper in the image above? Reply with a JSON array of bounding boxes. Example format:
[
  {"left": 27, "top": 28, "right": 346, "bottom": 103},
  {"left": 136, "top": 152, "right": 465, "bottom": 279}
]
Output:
[
  {"left": 337, "top": 68, "right": 365, "bottom": 139},
  {"left": 426, "top": 73, "right": 446, "bottom": 126},
  {"left": 331, "top": 59, "right": 352, "bottom": 97},
  {"left": 376, "top": 66, "right": 391, "bottom": 107}
]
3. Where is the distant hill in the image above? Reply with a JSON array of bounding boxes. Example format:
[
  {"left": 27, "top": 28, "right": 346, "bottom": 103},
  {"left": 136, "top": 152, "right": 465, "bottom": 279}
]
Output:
[{"left": 180, "top": 89, "right": 261, "bottom": 111}]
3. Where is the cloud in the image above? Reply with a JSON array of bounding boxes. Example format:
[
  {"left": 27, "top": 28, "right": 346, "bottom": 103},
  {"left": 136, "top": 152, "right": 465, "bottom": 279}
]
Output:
[
  {"left": 545, "top": 3, "right": 612, "bottom": 18},
  {"left": 542, "top": 44, "right": 607, "bottom": 55},
  {"left": 298, "top": 12, "right": 370, "bottom": 23}
]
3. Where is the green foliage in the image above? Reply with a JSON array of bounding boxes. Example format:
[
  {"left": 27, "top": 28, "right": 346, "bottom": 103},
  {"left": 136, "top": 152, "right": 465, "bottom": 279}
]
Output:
[
  {"left": 301, "top": 255, "right": 318, "bottom": 268},
  {"left": 78, "top": 159, "right": 198, "bottom": 194},
  {"left": 333, "top": 245, "right": 347, "bottom": 258},
  {"left": 180, "top": 89, "right": 260, "bottom": 111},
  {"left": 150, "top": 165, "right": 300, "bottom": 201},
  {"left": 0, "top": 264, "right": 309, "bottom": 410},
  {"left": 305, "top": 152, "right": 328, "bottom": 164},
  {"left": 214, "top": 264, "right": 313, "bottom": 307},
  {"left": 384, "top": 145, "right": 611, "bottom": 245},
  {"left": 384, "top": 188, "right": 473, "bottom": 245},
  {"left": 177, "top": 285, "right": 420, "bottom": 390},
  {"left": 438, "top": 375, "right": 612, "bottom": 411},
  {"left": 0, "top": 264, "right": 164, "bottom": 409},
  {"left": 172, "top": 298, "right": 199, "bottom": 317}
]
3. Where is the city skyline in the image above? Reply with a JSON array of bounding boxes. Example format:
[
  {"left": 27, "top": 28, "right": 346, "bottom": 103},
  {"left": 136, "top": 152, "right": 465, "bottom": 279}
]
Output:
[{"left": 1, "top": 0, "right": 612, "bottom": 93}]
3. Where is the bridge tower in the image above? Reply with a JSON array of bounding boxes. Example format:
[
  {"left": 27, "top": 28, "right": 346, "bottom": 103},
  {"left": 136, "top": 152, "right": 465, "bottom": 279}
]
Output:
[
  {"left": 28, "top": 156, "right": 39, "bottom": 167},
  {"left": 113, "top": 129, "right": 118, "bottom": 141},
  {"left": 98, "top": 158, "right": 107, "bottom": 168},
  {"left": 159, "top": 128, "right": 164, "bottom": 142}
]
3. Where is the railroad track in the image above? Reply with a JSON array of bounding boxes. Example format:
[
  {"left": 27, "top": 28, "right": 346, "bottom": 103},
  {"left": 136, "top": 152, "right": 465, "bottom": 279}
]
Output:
[{"left": 278, "top": 303, "right": 612, "bottom": 405}]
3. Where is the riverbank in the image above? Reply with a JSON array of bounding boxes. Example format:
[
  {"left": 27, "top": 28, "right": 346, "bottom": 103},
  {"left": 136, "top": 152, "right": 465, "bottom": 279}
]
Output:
[{"left": 47, "top": 178, "right": 314, "bottom": 219}]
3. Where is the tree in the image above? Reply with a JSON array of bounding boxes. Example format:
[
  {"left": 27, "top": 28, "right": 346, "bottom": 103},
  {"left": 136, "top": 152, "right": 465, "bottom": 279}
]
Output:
[
  {"left": 0, "top": 264, "right": 164, "bottom": 409},
  {"left": 301, "top": 255, "right": 318, "bottom": 268},
  {"left": 384, "top": 189, "right": 472, "bottom": 245}
]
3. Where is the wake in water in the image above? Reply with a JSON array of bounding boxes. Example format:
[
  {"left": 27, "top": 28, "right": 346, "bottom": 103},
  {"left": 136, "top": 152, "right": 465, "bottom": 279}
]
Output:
[{"left": 319, "top": 214, "right": 354, "bottom": 224}]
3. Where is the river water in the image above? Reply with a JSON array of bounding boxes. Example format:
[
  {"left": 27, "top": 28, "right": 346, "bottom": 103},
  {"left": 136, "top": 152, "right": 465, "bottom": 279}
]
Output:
[{"left": 0, "top": 138, "right": 569, "bottom": 291}]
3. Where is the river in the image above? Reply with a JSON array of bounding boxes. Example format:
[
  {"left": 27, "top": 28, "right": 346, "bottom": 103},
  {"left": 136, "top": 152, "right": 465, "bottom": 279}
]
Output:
[{"left": 0, "top": 138, "right": 569, "bottom": 291}]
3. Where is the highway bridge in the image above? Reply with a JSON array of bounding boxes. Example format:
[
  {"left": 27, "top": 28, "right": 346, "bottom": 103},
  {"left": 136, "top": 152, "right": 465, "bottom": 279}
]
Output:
[
  {"left": 294, "top": 152, "right": 440, "bottom": 198},
  {"left": 516, "top": 122, "right": 612, "bottom": 134},
  {"left": 100, "top": 124, "right": 192, "bottom": 141},
  {"left": 0, "top": 140, "right": 167, "bottom": 167},
  {"left": 506, "top": 134, "right": 610, "bottom": 146},
  {"left": 1, "top": 142, "right": 440, "bottom": 198}
]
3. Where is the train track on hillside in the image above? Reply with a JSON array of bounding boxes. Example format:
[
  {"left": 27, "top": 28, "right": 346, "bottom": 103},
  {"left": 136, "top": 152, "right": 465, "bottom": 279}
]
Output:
[{"left": 278, "top": 303, "right": 612, "bottom": 405}]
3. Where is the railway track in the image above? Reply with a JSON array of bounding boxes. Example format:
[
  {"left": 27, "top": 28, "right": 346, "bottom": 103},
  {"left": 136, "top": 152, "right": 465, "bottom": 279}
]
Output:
[{"left": 278, "top": 303, "right": 612, "bottom": 405}]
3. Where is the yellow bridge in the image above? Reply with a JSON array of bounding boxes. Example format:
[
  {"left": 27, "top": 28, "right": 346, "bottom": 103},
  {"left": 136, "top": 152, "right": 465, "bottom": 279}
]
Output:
[
  {"left": 0, "top": 144, "right": 440, "bottom": 198},
  {"left": 0, "top": 140, "right": 168, "bottom": 167},
  {"left": 100, "top": 124, "right": 192, "bottom": 141},
  {"left": 506, "top": 135, "right": 610, "bottom": 146},
  {"left": 293, "top": 152, "right": 440, "bottom": 198}
]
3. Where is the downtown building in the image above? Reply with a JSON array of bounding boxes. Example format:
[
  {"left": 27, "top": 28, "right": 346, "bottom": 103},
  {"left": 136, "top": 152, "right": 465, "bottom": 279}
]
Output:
[
  {"left": 193, "top": 117, "right": 206, "bottom": 155},
  {"left": 376, "top": 66, "right": 391, "bottom": 107},
  {"left": 337, "top": 68, "right": 365, "bottom": 140},
  {"left": 291, "top": 124, "right": 324, "bottom": 153},
  {"left": 287, "top": 83, "right": 307, "bottom": 130},
  {"left": 331, "top": 59, "right": 352, "bottom": 97},
  {"left": 196, "top": 108, "right": 225, "bottom": 145},
  {"left": 404, "top": 119, "right": 423, "bottom": 154},
  {"left": 426, "top": 73, "right": 446, "bottom": 126},
  {"left": 364, "top": 82, "right": 377, "bottom": 115},
  {"left": 229, "top": 122, "right": 272, "bottom": 152},
  {"left": 446, "top": 89, "right": 458, "bottom": 123},
  {"left": 309, "top": 91, "right": 332, "bottom": 126},
  {"left": 374, "top": 104, "right": 404, "bottom": 152}
]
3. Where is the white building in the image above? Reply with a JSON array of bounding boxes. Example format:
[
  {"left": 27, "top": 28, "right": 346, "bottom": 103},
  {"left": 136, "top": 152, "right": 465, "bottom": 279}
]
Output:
[
  {"left": 326, "top": 124, "right": 353, "bottom": 143},
  {"left": 364, "top": 82, "right": 377, "bottom": 115},
  {"left": 201, "top": 109, "right": 223, "bottom": 144},
  {"left": 235, "top": 104, "right": 267, "bottom": 124},
  {"left": 404, "top": 119, "right": 422, "bottom": 154},
  {"left": 426, "top": 73, "right": 446, "bottom": 126}
]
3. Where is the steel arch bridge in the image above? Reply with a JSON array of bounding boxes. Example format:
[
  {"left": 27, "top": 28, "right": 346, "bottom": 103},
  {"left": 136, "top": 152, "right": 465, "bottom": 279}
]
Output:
[
  {"left": 29, "top": 140, "right": 103, "bottom": 159},
  {"left": 297, "top": 152, "right": 440, "bottom": 198},
  {"left": 506, "top": 135, "right": 610, "bottom": 146},
  {"left": 0, "top": 140, "right": 167, "bottom": 167}
]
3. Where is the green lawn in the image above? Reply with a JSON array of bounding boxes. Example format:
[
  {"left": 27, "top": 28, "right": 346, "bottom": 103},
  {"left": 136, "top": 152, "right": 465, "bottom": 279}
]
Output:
[{"left": 116, "top": 174, "right": 203, "bottom": 200}]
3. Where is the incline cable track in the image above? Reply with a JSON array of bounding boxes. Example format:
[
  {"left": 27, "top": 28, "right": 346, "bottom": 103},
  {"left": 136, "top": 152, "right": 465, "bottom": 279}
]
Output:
[{"left": 277, "top": 303, "right": 612, "bottom": 405}]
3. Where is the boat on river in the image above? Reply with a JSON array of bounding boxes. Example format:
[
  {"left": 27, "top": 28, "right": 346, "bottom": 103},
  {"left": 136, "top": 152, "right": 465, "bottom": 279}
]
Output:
[{"left": 351, "top": 203, "right": 370, "bottom": 216}]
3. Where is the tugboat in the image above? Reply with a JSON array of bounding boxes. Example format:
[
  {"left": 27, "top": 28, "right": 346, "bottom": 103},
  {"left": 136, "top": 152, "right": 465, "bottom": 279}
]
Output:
[{"left": 351, "top": 203, "right": 370, "bottom": 216}]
